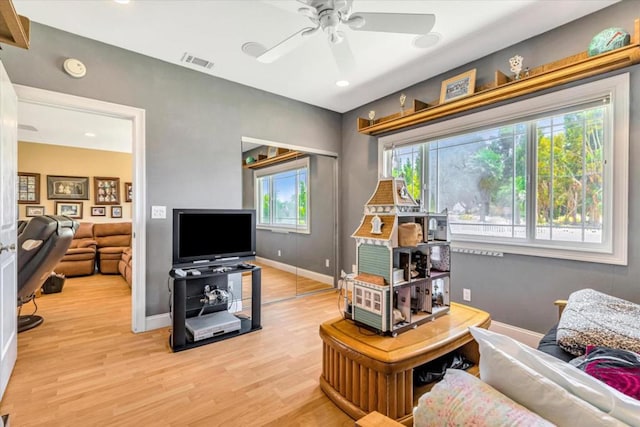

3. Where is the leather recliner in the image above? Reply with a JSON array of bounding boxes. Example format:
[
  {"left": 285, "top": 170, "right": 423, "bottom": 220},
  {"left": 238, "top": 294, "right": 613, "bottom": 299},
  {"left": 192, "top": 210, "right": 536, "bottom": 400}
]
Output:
[
  {"left": 17, "top": 215, "right": 77, "bottom": 332},
  {"left": 54, "top": 222, "right": 97, "bottom": 277}
]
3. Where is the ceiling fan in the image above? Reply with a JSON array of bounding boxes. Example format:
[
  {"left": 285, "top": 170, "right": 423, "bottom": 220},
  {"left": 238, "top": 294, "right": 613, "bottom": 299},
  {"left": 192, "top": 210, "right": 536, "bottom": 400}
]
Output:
[{"left": 242, "top": 0, "right": 437, "bottom": 75}]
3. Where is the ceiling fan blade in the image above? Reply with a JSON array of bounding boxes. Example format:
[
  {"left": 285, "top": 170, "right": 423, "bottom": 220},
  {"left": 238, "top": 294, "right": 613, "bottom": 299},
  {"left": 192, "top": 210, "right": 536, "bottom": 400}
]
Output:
[
  {"left": 329, "top": 34, "right": 356, "bottom": 76},
  {"left": 256, "top": 27, "right": 315, "bottom": 63},
  {"left": 349, "top": 12, "right": 436, "bottom": 35}
]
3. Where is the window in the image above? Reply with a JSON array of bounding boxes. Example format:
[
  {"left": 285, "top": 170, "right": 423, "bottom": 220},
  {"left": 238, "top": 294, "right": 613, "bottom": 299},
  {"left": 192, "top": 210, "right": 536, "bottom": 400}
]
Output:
[
  {"left": 380, "top": 74, "right": 629, "bottom": 265},
  {"left": 255, "top": 157, "right": 310, "bottom": 233}
]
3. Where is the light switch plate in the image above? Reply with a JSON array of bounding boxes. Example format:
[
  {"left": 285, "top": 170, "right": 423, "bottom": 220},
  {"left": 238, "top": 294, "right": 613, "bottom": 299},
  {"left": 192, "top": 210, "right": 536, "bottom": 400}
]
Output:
[{"left": 151, "top": 205, "right": 166, "bottom": 219}]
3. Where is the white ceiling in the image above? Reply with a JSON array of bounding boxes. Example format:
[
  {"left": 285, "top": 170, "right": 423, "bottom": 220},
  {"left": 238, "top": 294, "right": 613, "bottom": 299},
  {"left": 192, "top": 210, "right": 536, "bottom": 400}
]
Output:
[
  {"left": 14, "top": 0, "right": 618, "bottom": 115},
  {"left": 12, "top": 0, "right": 619, "bottom": 152},
  {"left": 18, "top": 101, "right": 132, "bottom": 152}
]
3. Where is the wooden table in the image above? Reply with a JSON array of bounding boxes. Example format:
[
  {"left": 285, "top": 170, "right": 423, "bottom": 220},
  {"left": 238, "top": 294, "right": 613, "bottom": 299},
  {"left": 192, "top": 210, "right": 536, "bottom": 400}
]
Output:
[{"left": 319, "top": 303, "right": 491, "bottom": 425}]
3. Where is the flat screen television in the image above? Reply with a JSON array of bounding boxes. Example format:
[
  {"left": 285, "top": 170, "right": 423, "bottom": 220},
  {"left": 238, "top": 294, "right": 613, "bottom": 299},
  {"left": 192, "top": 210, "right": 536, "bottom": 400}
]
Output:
[{"left": 172, "top": 208, "right": 256, "bottom": 267}]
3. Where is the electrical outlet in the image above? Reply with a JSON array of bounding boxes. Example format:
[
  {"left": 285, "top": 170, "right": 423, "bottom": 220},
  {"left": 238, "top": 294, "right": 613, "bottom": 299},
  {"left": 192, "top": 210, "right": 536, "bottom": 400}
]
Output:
[
  {"left": 151, "top": 205, "right": 166, "bottom": 219},
  {"left": 325, "top": 259, "right": 330, "bottom": 268},
  {"left": 463, "top": 288, "right": 471, "bottom": 302},
  {"left": 277, "top": 249, "right": 281, "bottom": 257}
]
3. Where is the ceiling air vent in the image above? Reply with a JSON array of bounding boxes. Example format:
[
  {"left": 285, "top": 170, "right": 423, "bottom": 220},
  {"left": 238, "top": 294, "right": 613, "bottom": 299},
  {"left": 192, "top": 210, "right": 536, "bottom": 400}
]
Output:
[
  {"left": 181, "top": 52, "right": 214, "bottom": 70},
  {"left": 18, "top": 124, "right": 38, "bottom": 132}
]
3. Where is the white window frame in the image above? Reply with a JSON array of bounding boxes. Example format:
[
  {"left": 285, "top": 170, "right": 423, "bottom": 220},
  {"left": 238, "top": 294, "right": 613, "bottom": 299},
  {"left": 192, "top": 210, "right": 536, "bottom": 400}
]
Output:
[
  {"left": 379, "top": 74, "right": 629, "bottom": 265},
  {"left": 254, "top": 157, "right": 311, "bottom": 234}
]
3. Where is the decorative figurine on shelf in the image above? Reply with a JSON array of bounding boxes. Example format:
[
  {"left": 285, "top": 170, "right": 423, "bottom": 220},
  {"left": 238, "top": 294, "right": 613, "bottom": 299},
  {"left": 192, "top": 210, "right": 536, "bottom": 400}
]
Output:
[
  {"left": 368, "top": 110, "right": 376, "bottom": 126},
  {"left": 399, "top": 93, "right": 407, "bottom": 115},
  {"left": 588, "top": 27, "right": 630, "bottom": 57},
  {"left": 509, "top": 54, "right": 524, "bottom": 80},
  {"left": 524, "top": 67, "right": 530, "bottom": 78}
]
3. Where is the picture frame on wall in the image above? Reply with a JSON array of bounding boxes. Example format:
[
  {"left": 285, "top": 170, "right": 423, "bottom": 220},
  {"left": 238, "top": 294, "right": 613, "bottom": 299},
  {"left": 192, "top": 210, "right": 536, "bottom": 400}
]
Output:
[
  {"left": 125, "top": 182, "right": 132, "bottom": 202},
  {"left": 25, "top": 205, "right": 44, "bottom": 217},
  {"left": 46, "top": 175, "right": 89, "bottom": 200},
  {"left": 111, "top": 206, "right": 122, "bottom": 218},
  {"left": 91, "top": 206, "right": 106, "bottom": 217},
  {"left": 55, "top": 201, "right": 83, "bottom": 219},
  {"left": 439, "top": 69, "right": 477, "bottom": 104},
  {"left": 18, "top": 172, "right": 40, "bottom": 204},
  {"left": 94, "top": 176, "right": 120, "bottom": 205}
]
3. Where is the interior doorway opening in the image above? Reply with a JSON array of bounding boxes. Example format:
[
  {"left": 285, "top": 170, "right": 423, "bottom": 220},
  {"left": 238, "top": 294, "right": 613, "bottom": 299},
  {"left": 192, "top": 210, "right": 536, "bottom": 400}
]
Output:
[{"left": 15, "top": 85, "right": 147, "bottom": 333}]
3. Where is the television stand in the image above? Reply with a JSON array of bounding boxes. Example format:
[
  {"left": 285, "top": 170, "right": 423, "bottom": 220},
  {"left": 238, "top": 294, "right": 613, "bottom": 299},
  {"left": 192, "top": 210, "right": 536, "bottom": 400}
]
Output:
[{"left": 169, "top": 265, "right": 261, "bottom": 352}]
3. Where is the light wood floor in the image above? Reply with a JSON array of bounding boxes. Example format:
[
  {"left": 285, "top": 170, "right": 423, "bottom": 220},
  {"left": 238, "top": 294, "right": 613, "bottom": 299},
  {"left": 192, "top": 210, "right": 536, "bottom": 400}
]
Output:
[{"left": 0, "top": 274, "right": 353, "bottom": 426}]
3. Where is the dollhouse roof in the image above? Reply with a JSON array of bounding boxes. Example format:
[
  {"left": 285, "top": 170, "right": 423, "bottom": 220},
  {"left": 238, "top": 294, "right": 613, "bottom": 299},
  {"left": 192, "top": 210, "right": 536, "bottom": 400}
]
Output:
[
  {"left": 352, "top": 214, "right": 396, "bottom": 241},
  {"left": 365, "top": 177, "right": 418, "bottom": 208}
]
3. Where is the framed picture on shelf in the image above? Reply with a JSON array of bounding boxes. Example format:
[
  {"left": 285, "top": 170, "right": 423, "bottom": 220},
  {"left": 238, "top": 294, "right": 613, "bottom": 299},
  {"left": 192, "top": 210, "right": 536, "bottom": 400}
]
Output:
[
  {"left": 18, "top": 172, "right": 40, "bottom": 204},
  {"left": 93, "top": 177, "right": 120, "bottom": 205},
  {"left": 55, "top": 201, "right": 83, "bottom": 219},
  {"left": 91, "top": 206, "right": 106, "bottom": 217},
  {"left": 111, "top": 205, "right": 122, "bottom": 218},
  {"left": 46, "top": 175, "right": 89, "bottom": 200},
  {"left": 439, "top": 69, "right": 477, "bottom": 104},
  {"left": 25, "top": 205, "right": 44, "bottom": 217},
  {"left": 125, "top": 182, "right": 132, "bottom": 202}
]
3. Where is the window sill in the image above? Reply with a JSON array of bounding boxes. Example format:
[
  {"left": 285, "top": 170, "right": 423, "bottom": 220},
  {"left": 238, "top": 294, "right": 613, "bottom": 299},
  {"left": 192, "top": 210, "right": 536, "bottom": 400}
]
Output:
[
  {"left": 257, "top": 226, "right": 310, "bottom": 235},
  {"left": 450, "top": 240, "right": 626, "bottom": 266}
]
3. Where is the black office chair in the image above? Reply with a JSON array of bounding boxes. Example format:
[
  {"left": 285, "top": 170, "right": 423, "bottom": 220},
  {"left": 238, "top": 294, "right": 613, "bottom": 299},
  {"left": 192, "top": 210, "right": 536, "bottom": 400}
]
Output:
[{"left": 17, "top": 215, "right": 77, "bottom": 332}]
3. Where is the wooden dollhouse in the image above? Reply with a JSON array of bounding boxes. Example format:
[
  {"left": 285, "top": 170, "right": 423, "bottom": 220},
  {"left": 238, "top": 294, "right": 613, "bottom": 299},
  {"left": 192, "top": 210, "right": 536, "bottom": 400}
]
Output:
[{"left": 348, "top": 177, "right": 451, "bottom": 336}]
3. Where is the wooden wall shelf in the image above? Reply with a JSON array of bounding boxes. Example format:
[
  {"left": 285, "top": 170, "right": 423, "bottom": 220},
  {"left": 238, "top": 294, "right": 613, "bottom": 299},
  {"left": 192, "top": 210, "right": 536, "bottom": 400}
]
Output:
[
  {"left": 358, "top": 18, "right": 640, "bottom": 136},
  {"left": 243, "top": 150, "right": 302, "bottom": 169},
  {"left": 0, "top": 1, "right": 30, "bottom": 50}
]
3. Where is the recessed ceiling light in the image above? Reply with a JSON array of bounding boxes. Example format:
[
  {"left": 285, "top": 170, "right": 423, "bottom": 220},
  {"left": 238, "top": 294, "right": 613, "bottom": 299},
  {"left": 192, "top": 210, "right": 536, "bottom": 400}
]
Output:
[
  {"left": 84, "top": 132, "right": 96, "bottom": 137},
  {"left": 114, "top": 0, "right": 130, "bottom": 4},
  {"left": 336, "top": 80, "right": 350, "bottom": 87}
]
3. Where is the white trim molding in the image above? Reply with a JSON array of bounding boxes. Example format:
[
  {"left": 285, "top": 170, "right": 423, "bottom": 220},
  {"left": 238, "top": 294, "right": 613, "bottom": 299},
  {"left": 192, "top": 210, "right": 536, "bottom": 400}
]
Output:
[
  {"left": 14, "top": 85, "right": 148, "bottom": 333},
  {"left": 256, "top": 256, "right": 334, "bottom": 286}
]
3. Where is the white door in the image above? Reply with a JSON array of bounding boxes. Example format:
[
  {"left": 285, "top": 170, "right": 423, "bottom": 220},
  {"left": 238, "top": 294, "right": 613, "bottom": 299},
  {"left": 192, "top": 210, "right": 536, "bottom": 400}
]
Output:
[{"left": 0, "top": 60, "right": 18, "bottom": 400}]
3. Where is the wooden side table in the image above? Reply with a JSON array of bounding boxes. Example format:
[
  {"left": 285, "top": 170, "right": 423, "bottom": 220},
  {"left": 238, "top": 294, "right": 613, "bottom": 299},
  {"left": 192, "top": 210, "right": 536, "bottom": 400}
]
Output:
[{"left": 319, "top": 303, "right": 491, "bottom": 424}]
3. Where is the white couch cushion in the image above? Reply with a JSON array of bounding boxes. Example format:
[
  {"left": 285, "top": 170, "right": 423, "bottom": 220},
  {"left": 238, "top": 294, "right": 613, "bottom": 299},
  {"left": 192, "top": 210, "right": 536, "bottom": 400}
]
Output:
[{"left": 470, "top": 326, "right": 638, "bottom": 426}]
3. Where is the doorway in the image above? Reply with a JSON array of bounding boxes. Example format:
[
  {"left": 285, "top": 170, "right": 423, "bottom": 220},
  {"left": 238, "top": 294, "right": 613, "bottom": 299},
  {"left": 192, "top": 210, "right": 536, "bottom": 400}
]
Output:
[
  {"left": 14, "top": 85, "right": 147, "bottom": 333},
  {"left": 241, "top": 136, "right": 338, "bottom": 304}
]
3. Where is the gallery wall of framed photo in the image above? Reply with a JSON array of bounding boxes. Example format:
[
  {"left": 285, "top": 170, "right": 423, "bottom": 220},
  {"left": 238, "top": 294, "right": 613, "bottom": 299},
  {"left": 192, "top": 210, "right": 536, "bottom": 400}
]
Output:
[{"left": 17, "top": 141, "right": 133, "bottom": 222}]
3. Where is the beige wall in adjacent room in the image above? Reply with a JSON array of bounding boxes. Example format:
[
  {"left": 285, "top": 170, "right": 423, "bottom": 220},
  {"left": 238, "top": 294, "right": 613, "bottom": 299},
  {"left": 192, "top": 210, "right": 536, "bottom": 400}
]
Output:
[{"left": 18, "top": 141, "right": 132, "bottom": 222}]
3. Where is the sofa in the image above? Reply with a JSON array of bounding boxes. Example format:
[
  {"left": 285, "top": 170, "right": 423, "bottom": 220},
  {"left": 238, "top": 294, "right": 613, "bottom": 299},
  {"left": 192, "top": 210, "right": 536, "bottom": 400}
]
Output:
[
  {"left": 54, "top": 222, "right": 97, "bottom": 277},
  {"left": 93, "top": 222, "right": 132, "bottom": 274},
  {"left": 51, "top": 221, "right": 132, "bottom": 286},
  {"left": 118, "top": 247, "right": 132, "bottom": 287},
  {"left": 357, "top": 290, "right": 640, "bottom": 427}
]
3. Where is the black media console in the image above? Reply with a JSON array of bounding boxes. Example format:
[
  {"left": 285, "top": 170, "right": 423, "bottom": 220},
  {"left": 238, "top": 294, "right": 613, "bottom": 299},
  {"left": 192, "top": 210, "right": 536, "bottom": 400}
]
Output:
[{"left": 169, "top": 264, "right": 261, "bottom": 352}]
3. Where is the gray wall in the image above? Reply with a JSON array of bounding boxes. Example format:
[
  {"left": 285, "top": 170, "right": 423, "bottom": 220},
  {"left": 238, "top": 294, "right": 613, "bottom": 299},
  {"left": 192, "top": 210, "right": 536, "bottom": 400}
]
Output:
[
  {"left": 2, "top": 23, "right": 341, "bottom": 316},
  {"left": 242, "top": 152, "right": 336, "bottom": 277},
  {"left": 5, "top": 2, "right": 640, "bottom": 332},
  {"left": 341, "top": 0, "right": 640, "bottom": 333}
]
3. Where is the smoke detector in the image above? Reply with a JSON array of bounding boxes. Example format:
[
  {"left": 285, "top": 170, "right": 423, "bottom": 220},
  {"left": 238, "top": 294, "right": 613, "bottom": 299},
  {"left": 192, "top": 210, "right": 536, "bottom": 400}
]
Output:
[{"left": 63, "top": 58, "right": 87, "bottom": 78}]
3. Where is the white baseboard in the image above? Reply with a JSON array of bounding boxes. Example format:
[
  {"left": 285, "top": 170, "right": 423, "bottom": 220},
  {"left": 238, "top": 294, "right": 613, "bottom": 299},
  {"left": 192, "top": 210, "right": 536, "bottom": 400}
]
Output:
[
  {"left": 145, "top": 312, "right": 171, "bottom": 331},
  {"left": 489, "top": 321, "right": 544, "bottom": 348},
  {"left": 255, "top": 256, "right": 334, "bottom": 286}
]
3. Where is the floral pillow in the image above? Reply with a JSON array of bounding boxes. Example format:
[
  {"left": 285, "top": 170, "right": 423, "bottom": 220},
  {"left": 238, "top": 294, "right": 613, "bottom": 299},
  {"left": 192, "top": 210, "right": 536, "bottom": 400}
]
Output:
[{"left": 413, "top": 369, "right": 554, "bottom": 427}]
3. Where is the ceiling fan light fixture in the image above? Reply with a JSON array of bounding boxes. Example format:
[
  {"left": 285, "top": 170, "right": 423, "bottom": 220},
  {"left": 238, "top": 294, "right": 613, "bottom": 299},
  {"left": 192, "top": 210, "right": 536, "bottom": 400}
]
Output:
[
  {"left": 335, "top": 80, "right": 350, "bottom": 87},
  {"left": 327, "top": 28, "right": 344, "bottom": 44}
]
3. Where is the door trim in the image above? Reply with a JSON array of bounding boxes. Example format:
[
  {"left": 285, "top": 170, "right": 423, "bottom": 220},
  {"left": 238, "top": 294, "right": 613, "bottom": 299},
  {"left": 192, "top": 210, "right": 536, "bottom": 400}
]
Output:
[{"left": 14, "top": 85, "right": 148, "bottom": 333}]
